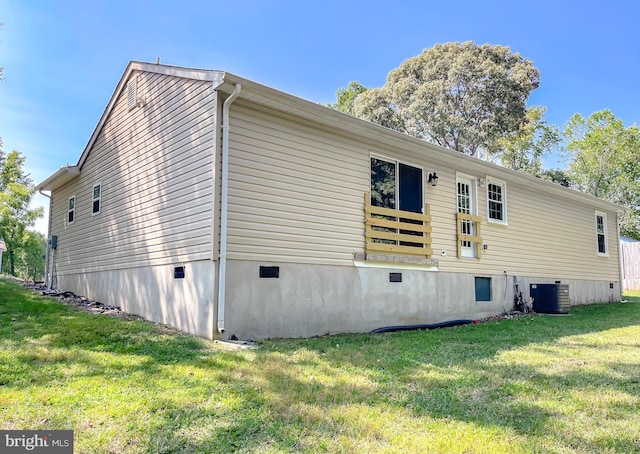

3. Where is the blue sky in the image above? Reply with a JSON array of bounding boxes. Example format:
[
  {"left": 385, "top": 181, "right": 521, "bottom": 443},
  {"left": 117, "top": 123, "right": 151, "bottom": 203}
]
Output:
[{"left": 1, "top": 0, "right": 639, "bottom": 234}]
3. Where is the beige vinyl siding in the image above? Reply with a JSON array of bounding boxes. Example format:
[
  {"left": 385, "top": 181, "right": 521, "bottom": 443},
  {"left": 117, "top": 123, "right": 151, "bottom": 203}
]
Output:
[
  {"left": 428, "top": 171, "right": 619, "bottom": 280},
  {"left": 225, "top": 99, "right": 619, "bottom": 281},
  {"left": 51, "top": 71, "right": 215, "bottom": 275},
  {"left": 227, "top": 101, "right": 367, "bottom": 265}
]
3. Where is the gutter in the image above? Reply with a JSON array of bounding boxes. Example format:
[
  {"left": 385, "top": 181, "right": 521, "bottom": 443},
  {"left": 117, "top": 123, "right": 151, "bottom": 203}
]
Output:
[{"left": 217, "top": 83, "right": 241, "bottom": 334}]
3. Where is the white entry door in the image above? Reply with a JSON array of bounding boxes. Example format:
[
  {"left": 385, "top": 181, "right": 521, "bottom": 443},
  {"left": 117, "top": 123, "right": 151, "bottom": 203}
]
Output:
[{"left": 457, "top": 176, "right": 477, "bottom": 258}]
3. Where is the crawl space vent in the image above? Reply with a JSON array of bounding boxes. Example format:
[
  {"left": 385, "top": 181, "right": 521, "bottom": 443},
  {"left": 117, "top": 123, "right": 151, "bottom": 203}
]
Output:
[
  {"left": 127, "top": 78, "right": 137, "bottom": 111},
  {"left": 259, "top": 266, "right": 280, "bottom": 278}
]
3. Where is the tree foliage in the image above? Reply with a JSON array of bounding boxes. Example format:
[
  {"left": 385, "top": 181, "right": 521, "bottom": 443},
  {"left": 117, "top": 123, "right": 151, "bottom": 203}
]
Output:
[
  {"left": 497, "top": 106, "right": 560, "bottom": 176},
  {"left": 17, "top": 230, "right": 47, "bottom": 281},
  {"left": 540, "top": 168, "right": 572, "bottom": 187},
  {"left": 0, "top": 149, "right": 44, "bottom": 276},
  {"left": 0, "top": 23, "right": 46, "bottom": 278},
  {"left": 0, "top": 23, "right": 3, "bottom": 82},
  {"left": 352, "top": 41, "right": 540, "bottom": 157},
  {"left": 564, "top": 109, "right": 640, "bottom": 238},
  {"left": 329, "top": 81, "right": 368, "bottom": 115}
]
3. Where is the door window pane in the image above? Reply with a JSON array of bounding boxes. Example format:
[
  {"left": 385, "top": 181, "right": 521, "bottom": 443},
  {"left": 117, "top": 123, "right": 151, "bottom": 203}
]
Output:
[
  {"left": 371, "top": 158, "right": 396, "bottom": 209},
  {"left": 398, "top": 163, "right": 422, "bottom": 213}
]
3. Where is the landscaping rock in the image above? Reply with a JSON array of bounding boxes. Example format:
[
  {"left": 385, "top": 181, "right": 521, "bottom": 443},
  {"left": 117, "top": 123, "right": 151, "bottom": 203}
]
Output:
[{"left": 19, "top": 280, "right": 142, "bottom": 321}]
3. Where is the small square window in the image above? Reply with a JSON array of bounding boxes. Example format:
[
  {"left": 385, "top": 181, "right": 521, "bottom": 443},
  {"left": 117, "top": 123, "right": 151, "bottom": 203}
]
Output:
[{"left": 475, "top": 277, "right": 491, "bottom": 301}]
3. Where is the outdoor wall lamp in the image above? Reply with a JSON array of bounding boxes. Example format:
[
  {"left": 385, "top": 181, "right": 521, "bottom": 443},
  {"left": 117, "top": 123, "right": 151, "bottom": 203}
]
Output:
[{"left": 428, "top": 172, "right": 439, "bottom": 187}]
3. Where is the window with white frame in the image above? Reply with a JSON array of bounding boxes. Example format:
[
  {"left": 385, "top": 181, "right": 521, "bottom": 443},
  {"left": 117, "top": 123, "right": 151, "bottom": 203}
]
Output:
[
  {"left": 92, "top": 183, "right": 101, "bottom": 215},
  {"left": 595, "top": 211, "right": 608, "bottom": 256},
  {"left": 486, "top": 178, "right": 507, "bottom": 224},
  {"left": 68, "top": 196, "right": 76, "bottom": 224}
]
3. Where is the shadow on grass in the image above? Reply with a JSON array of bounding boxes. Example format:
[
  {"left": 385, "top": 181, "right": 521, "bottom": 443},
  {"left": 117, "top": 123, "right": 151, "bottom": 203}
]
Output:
[{"left": 2, "top": 279, "right": 640, "bottom": 452}]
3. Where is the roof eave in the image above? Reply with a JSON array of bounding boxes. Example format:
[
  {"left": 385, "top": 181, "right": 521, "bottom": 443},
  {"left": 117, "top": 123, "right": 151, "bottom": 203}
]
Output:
[
  {"left": 46, "top": 62, "right": 623, "bottom": 214},
  {"left": 36, "top": 165, "right": 80, "bottom": 192},
  {"left": 217, "top": 73, "right": 624, "bottom": 214}
]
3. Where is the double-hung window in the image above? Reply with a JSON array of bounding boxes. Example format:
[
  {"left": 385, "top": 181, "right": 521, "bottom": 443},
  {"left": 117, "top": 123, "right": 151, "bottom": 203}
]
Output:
[
  {"left": 92, "top": 183, "right": 101, "bottom": 215},
  {"left": 595, "top": 211, "right": 608, "bottom": 256},
  {"left": 486, "top": 178, "right": 507, "bottom": 225},
  {"left": 68, "top": 196, "right": 76, "bottom": 224}
]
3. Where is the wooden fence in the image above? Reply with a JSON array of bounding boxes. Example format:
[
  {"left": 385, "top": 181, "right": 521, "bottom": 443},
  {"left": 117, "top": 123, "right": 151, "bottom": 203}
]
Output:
[{"left": 621, "top": 242, "right": 640, "bottom": 291}]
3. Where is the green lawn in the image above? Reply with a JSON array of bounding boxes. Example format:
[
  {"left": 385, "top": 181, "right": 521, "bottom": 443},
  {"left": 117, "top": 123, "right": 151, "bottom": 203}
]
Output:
[
  {"left": 624, "top": 289, "right": 640, "bottom": 300},
  {"left": 1, "top": 279, "right": 639, "bottom": 453}
]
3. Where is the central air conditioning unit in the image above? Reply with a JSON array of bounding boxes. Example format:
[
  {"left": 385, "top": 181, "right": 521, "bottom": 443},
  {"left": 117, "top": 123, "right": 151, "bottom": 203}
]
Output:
[{"left": 530, "top": 283, "right": 570, "bottom": 314}]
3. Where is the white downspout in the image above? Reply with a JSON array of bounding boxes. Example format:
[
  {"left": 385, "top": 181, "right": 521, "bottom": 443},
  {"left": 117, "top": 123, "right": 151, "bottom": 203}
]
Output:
[
  {"left": 617, "top": 211, "right": 625, "bottom": 297},
  {"left": 217, "top": 83, "right": 241, "bottom": 334}
]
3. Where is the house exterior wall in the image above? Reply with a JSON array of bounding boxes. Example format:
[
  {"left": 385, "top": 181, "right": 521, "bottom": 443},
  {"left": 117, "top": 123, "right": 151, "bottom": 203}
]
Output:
[
  {"left": 60, "top": 261, "right": 216, "bottom": 338},
  {"left": 223, "top": 261, "right": 621, "bottom": 340},
  {"left": 430, "top": 170, "right": 620, "bottom": 280},
  {"left": 226, "top": 101, "right": 364, "bottom": 265},
  {"left": 222, "top": 99, "right": 621, "bottom": 339},
  {"left": 48, "top": 70, "right": 217, "bottom": 336},
  {"left": 43, "top": 65, "right": 623, "bottom": 341},
  {"left": 226, "top": 100, "right": 620, "bottom": 281}
]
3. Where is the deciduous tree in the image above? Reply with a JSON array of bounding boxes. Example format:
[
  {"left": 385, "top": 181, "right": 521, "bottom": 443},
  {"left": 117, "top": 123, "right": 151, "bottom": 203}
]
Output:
[
  {"left": 540, "top": 169, "right": 572, "bottom": 187},
  {"left": 329, "top": 81, "right": 368, "bottom": 115},
  {"left": 352, "top": 41, "right": 540, "bottom": 157},
  {"left": 17, "top": 230, "right": 46, "bottom": 281},
  {"left": 0, "top": 150, "right": 44, "bottom": 275},
  {"left": 497, "top": 106, "right": 560, "bottom": 176},
  {"left": 564, "top": 109, "right": 640, "bottom": 238}
]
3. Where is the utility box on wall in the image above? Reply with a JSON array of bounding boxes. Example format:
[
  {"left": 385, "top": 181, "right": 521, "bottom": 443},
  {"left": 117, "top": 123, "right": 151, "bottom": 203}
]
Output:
[{"left": 530, "top": 283, "right": 570, "bottom": 314}]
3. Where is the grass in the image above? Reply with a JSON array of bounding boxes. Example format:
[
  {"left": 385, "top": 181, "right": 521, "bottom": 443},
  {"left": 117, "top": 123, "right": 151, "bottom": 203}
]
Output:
[
  {"left": 1, "top": 279, "right": 639, "bottom": 453},
  {"left": 623, "top": 289, "right": 640, "bottom": 300}
]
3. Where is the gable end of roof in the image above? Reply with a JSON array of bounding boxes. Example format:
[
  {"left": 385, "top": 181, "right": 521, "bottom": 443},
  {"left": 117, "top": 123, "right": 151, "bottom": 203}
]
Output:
[{"left": 75, "top": 61, "right": 225, "bottom": 169}]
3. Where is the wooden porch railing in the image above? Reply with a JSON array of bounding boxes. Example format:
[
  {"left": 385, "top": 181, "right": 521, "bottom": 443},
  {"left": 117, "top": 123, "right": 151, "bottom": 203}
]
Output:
[
  {"left": 364, "top": 192, "right": 433, "bottom": 257},
  {"left": 456, "top": 212, "right": 483, "bottom": 258}
]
